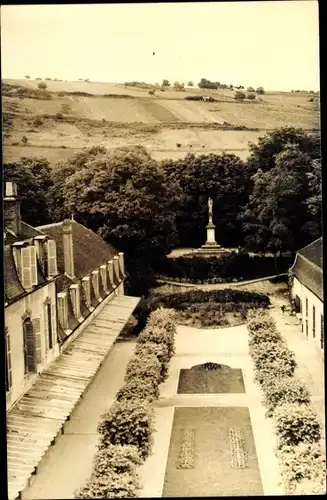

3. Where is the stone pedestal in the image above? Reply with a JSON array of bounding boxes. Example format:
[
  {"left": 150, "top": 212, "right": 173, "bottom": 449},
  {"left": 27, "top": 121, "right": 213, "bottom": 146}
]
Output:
[{"left": 198, "top": 222, "right": 226, "bottom": 254}]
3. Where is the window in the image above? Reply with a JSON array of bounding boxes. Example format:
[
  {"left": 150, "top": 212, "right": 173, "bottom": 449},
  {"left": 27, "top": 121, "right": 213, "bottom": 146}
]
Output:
[
  {"left": 305, "top": 319, "right": 308, "bottom": 337},
  {"left": 312, "top": 305, "right": 316, "bottom": 338},
  {"left": 47, "top": 239, "right": 58, "bottom": 277},
  {"left": 21, "top": 246, "right": 38, "bottom": 288},
  {"left": 57, "top": 293, "right": 68, "bottom": 330},
  {"left": 305, "top": 298, "right": 308, "bottom": 317},
  {"left": 321, "top": 315, "right": 324, "bottom": 349},
  {"left": 23, "top": 318, "right": 37, "bottom": 373},
  {"left": 47, "top": 303, "right": 53, "bottom": 349}
]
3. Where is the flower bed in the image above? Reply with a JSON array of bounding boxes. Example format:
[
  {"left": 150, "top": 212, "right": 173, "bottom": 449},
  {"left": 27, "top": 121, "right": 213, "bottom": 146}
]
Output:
[
  {"left": 75, "top": 307, "right": 177, "bottom": 498},
  {"left": 246, "top": 309, "right": 325, "bottom": 494},
  {"left": 135, "top": 288, "right": 270, "bottom": 331}
]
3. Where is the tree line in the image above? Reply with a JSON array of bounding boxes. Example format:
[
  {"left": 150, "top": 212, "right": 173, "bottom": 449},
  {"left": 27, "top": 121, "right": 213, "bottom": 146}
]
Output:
[{"left": 4, "top": 127, "right": 321, "bottom": 295}]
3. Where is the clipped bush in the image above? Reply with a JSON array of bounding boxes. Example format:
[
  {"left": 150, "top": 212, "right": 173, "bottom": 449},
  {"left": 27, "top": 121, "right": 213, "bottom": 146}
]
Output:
[
  {"left": 247, "top": 308, "right": 277, "bottom": 333},
  {"left": 277, "top": 442, "right": 326, "bottom": 493},
  {"left": 250, "top": 339, "right": 296, "bottom": 373},
  {"left": 148, "top": 307, "right": 176, "bottom": 332},
  {"left": 75, "top": 471, "right": 139, "bottom": 498},
  {"left": 93, "top": 444, "right": 142, "bottom": 475},
  {"left": 98, "top": 399, "right": 154, "bottom": 459},
  {"left": 274, "top": 403, "right": 321, "bottom": 447},
  {"left": 254, "top": 360, "right": 296, "bottom": 385},
  {"left": 125, "top": 350, "right": 161, "bottom": 387},
  {"left": 135, "top": 341, "right": 170, "bottom": 382},
  {"left": 116, "top": 376, "right": 159, "bottom": 402},
  {"left": 262, "top": 377, "right": 311, "bottom": 417}
]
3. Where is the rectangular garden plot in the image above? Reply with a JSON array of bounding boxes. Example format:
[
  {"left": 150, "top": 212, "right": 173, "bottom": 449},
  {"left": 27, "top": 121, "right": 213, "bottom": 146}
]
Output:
[
  {"left": 177, "top": 363, "right": 245, "bottom": 394},
  {"left": 162, "top": 407, "right": 263, "bottom": 497}
]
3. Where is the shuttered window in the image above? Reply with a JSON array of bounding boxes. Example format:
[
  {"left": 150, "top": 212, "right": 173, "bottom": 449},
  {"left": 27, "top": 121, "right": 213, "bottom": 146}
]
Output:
[
  {"left": 58, "top": 294, "right": 68, "bottom": 329},
  {"left": 5, "top": 327, "right": 12, "bottom": 391},
  {"left": 305, "top": 298, "right": 308, "bottom": 317},
  {"left": 47, "top": 239, "right": 58, "bottom": 277},
  {"left": 23, "top": 319, "right": 37, "bottom": 373},
  {"left": 47, "top": 303, "right": 53, "bottom": 348},
  {"left": 312, "top": 305, "right": 316, "bottom": 338},
  {"left": 21, "top": 247, "right": 32, "bottom": 289}
]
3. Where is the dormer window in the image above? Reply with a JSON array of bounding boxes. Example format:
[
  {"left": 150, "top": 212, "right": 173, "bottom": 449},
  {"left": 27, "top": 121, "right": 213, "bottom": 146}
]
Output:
[
  {"left": 82, "top": 276, "right": 91, "bottom": 309},
  {"left": 92, "top": 270, "right": 100, "bottom": 300},
  {"left": 46, "top": 239, "right": 58, "bottom": 278},
  {"left": 34, "top": 235, "right": 48, "bottom": 275},
  {"left": 70, "top": 284, "right": 81, "bottom": 320},
  {"left": 100, "top": 264, "right": 108, "bottom": 292},
  {"left": 21, "top": 245, "right": 38, "bottom": 289},
  {"left": 57, "top": 292, "right": 68, "bottom": 330}
]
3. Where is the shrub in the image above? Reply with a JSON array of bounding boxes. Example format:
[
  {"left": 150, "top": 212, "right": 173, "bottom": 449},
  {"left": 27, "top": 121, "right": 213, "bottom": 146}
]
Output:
[
  {"left": 234, "top": 91, "right": 246, "bottom": 101},
  {"left": 55, "top": 112, "right": 63, "bottom": 120},
  {"left": 277, "top": 442, "right": 326, "bottom": 493},
  {"left": 250, "top": 340, "right": 296, "bottom": 372},
  {"left": 247, "top": 308, "right": 278, "bottom": 333},
  {"left": 148, "top": 89, "right": 155, "bottom": 95},
  {"left": 116, "top": 376, "right": 160, "bottom": 402},
  {"left": 254, "top": 360, "right": 296, "bottom": 385},
  {"left": 247, "top": 92, "right": 256, "bottom": 100},
  {"left": 274, "top": 403, "right": 321, "bottom": 447},
  {"left": 98, "top": 399, "right": 154, "bottom": 459},
  {"left": 93, "top": 444, "right": 142, "bottom": 475},
  {"left": 156, "top": 254, "right": 293, "bottom": 283},
  {"left": 125, "top": 351, "right": 161, "bottom": 387},
  {"left": 75, "top": 471, "right": 139, "bottom": 498},
  {"left": 38, "top": 82, "right": 47, "bottom": 90},
  {"left": 32, "top": 116, "right": 43, "bottom": 127},
  {"left": 134, "top": 288, "right": 270, "bottom": 331},
  {"left": 135, "top": 341, "right": 170, "bottom": 382},
  {"left": 262, "top": 377, "right": 311, "bottom": 417}
]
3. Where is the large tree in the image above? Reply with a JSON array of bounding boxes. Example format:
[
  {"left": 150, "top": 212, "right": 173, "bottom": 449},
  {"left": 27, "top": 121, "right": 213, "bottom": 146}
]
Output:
[
  {"left": 56, "top": 145, "right": 180, "bottom": 295},
  {"left": 161, "top": 153, "right": 252, "bottom": 248},
  {"left": 239, "top": 144, "right": 315, "bottom": 255},
  {"left": 247, "top": 127, "right": 320, "bottom": 174},
  {"left": 4, "top": 156, "right": 53, "bottom": 226}
]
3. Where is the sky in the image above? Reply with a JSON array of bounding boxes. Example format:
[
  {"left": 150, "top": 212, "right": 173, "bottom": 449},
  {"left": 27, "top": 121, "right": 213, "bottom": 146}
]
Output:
[{"left": 1, "top": 1, "right": 320, "bottom": 91}]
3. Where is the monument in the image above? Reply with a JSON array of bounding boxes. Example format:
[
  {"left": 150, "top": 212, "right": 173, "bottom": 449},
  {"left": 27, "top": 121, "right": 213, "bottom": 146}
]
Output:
[{"left": 197, "top": 197, "right": 226, "bottom": 254}]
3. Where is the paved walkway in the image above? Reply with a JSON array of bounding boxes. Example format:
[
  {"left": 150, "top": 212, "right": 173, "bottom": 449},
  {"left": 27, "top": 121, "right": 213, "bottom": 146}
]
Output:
[
  {"left": 269, "top": 296, "right": 325, "bottom": 442},
  {"left": 21, "top": 341, "right": 136, "bottom": 500},
  {"left": 138, "top": 323, "right": 283, "bottom": 497}
]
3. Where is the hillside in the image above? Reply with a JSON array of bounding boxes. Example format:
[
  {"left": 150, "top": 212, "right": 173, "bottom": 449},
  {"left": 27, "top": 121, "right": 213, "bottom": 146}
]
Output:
[{"left": 2, "top": 79, "right": 320, "bottom": 166}]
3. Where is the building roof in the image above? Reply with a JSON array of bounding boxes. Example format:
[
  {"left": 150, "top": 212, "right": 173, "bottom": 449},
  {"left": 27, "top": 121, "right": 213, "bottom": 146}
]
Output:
[
  {"left": 37, "top": 220, "right": 118, "bottom": 279},
  {"left": 4, "top": 245, "right": 25, "bottom": 303},
  {"left": 290, "top": 237, "right": 323, "bottom": 301},
  {"left": 4, "top": 222, "right": 45, "bottom": 244}
]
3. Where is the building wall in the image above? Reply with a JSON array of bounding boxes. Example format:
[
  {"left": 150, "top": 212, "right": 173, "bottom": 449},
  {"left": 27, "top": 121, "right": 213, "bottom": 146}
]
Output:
[
  {"left": 5, "top": 280, "right": 59, "bottom": 411},
  {"left": 291, "top": 277, "right": 324, "bottom": 350}
]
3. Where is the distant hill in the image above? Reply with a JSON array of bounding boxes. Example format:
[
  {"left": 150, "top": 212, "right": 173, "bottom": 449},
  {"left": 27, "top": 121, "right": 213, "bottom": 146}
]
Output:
[{"left": 2, "top": 79, "right": 320, "bottom": 167}]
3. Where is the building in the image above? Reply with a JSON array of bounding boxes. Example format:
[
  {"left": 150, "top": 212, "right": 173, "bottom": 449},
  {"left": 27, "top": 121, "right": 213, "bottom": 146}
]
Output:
[
  {"left": 4, "top": 182, "right": 60, "bottom": 410},
  {"left": 289, "top": 237, "right": 323, "bottom": 350},
  {"left": 5, "top": 182, "right": 140, "bottom": 500},
  {"left": 37, "top": 218, "right": 126, "bottom": 345}
]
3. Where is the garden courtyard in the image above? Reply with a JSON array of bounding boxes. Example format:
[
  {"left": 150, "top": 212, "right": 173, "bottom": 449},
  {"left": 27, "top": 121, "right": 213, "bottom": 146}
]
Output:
[{"left": 21, "top": 280, "right": 324, "bottom": 499}]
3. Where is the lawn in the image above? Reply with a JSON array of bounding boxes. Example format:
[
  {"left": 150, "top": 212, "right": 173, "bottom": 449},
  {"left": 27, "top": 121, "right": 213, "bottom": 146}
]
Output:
[
  {"left": 177, "top": 363, "right": 245, "bottom": 394},
  {"left": 163, "top": 407, "right": 263, "bottom": 497}
]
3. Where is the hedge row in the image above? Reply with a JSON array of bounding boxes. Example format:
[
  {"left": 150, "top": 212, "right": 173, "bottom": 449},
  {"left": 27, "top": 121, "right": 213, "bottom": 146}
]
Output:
[
  {"left": 156, "top": 253, "right": 293, "bottom": 282},
  {"left": 75, "top": 308, "right": 177, "bottom": 498},
  {"left": 246, "top": 309, "right": 326, "bottom": 494},
  {"left": 135, "top": 288, "right": 270, "bottom": 331}
]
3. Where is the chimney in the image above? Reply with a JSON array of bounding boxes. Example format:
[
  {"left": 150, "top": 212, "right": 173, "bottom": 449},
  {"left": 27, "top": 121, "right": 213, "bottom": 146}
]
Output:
[
  {"left": 62, "top": 219, "right": 75, "bottom": 278},
  {"left": 4, "top": 182, "right": 21, "bottom": 235}
]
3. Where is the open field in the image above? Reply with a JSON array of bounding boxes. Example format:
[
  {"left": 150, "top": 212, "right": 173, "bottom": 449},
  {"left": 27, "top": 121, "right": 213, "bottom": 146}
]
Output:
[{"left": 2, "top": 79, "right": 320, "bottom": 167}]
